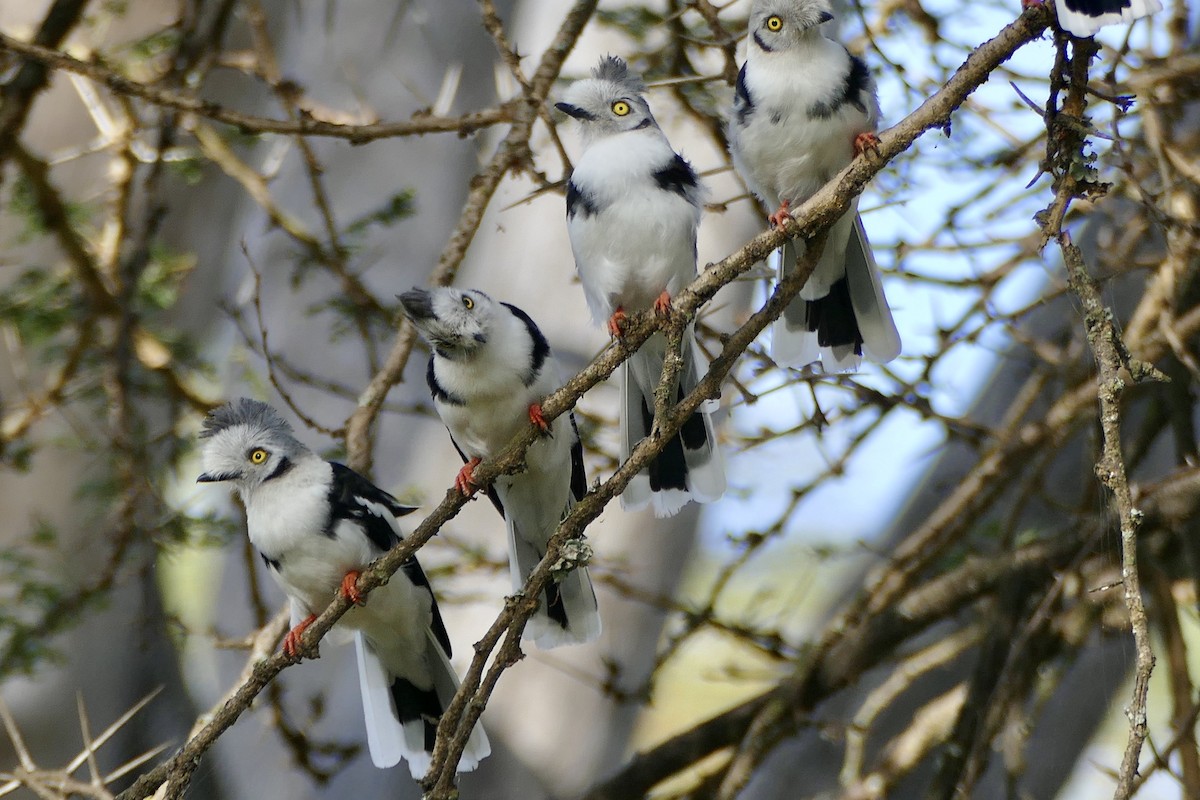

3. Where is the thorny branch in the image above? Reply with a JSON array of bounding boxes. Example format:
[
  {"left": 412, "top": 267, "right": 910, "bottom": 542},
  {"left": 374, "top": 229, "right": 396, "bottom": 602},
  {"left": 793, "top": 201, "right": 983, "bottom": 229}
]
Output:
[{"left": 114, "top": 8, "right": 1056, "bottom": 797}]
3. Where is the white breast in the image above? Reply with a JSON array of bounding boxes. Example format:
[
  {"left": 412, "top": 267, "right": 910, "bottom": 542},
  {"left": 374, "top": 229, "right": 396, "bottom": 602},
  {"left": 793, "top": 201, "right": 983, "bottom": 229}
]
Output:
[
  {"left": 568, "top": 132, "right": 700, "bottom": 322},
  {"left": 733, "top": 38, "right": 877, "bottom": 207},
  {"left": 433, "top": 314, "right": 564, "bottom": 459},
  {"left": 246, "top": 459, "right": 380, "bottom": 616}
]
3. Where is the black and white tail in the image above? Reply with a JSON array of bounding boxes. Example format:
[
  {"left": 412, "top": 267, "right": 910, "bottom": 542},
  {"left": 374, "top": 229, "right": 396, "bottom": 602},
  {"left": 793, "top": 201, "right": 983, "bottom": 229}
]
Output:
[
  {"left": 507, "top": 513, "right": 601, "bottom": 649},
  {"left": 621, "top": 329, "right": 725, "bottom": 517},
  {"left": 354, "top": 631, "right": 490, "bottom": 777},
  {"left": 1055, "top": 0, "right": 1161, "bottom": 37},
  {"left": 772, "top": 212, "right": 900, "bottom": 372}
]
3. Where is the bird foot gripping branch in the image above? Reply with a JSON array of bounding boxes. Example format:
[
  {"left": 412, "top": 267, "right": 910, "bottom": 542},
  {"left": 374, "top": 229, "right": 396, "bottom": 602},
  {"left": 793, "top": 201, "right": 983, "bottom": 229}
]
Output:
[
  {"left": 606, "top": 306, "right": 628, "bottom": 338},
  {"left": 853, "top": 131, "right": 881, "bottom": 157},
  {"left": 528, "top": 402, "right": 550, "bottom": 433},
  {"left": 767, "top": 198, "right": 793, "bottom": 230},
  {"left": 282, "top": 614, "right": 318, "bottom": 660},
  {"left": 455, "top": 457, "right": 482, "bottom": 496},
  {"left": 340, "top": 570, "right": 367, "bottom": 606}
]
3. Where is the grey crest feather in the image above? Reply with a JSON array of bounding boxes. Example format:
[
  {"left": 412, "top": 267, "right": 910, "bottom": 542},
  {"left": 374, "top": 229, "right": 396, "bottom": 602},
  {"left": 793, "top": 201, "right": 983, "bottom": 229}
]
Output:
[
  {"left": 592, "top": 55, "right": 646, "bottom": 95},
  {"left": 201, "top": 397, "right": 295, "bottom": 440}
]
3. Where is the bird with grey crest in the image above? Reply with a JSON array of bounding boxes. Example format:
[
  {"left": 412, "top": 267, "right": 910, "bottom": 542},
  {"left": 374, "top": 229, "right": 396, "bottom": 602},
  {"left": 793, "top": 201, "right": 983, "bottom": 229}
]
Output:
[
  {"left": 555, "top": 55, "right": 726, "bottom": 518},
  {"left": 196, "top": 398, "right": 489, "bottom": 776},
  {"left": 400, "top": 288, "right": 601, "bottom": 649},
  {"left": 728, "top": 0, "right": 900, "bottom": 371}
]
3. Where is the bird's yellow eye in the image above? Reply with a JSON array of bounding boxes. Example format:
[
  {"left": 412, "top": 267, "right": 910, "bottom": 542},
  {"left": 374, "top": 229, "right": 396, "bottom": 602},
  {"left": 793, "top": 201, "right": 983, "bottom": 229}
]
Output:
[
  {"left": 766, "top": 15, "right": 783, "bottom": 31},
  {"left": 249, "top": 448, "right": 268, "bottom": 464},
  {"left": 611, "top": 100, "right": 631, "bottom": 117},
  {"left": 462, "top": 295, "right": 475, "bottom": 310}
]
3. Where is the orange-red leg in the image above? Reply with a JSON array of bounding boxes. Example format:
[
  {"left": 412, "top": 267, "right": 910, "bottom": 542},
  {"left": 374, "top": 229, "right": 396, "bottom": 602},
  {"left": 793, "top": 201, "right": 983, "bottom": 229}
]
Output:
[
  {"left": 340, "top": 570, "right": 366, "bottom": 606},
  {"left": 653, "top": 290, "right": 672, "bottom": 318},
  {"left": 767, "top": 198, "right": 792, "bottom": 230},
  {"left": 283, "top": 614, "right": 317, "bottom": 659},
  {"left": 854, "top": 131, "right": 881, "bottom": 157},
  {"left": 455, "top": 457, "right": 482, "bottom": 496},
  {"left": 529, "top": 403, "right": 550, "bottom": 433},
  {"left": 1020, "top": 0, "right": 1043, "bottom": 8},
  {"left": 606, "top": 306, "right": 627, "bottom": 338}
]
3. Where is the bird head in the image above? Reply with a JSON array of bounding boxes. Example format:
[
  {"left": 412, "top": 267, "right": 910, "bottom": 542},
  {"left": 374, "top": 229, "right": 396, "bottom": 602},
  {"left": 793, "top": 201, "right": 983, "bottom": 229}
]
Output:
[
  {"left": 749, "top": 0, "right": 834, "bottom": 52},
  {"left": 555, "top": 56, "right": 657, "bottom": 143},
  {"left": 197, "top": 398, "right": 306, "bottom": 494},
  {"left": 399, "top": 287, "right": 498, "bottom": 361}
]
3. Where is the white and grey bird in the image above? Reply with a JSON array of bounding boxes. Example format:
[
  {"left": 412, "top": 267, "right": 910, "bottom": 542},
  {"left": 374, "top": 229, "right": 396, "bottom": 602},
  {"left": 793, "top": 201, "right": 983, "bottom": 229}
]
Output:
[
  {"left": 400, "top": 288, "right": 601, "bottom": 649},
  {"left": 556, "top": 55, "right": 725, "bottom": 518},
  {"left": 727, "top": 0, "right": 900, "bottom": 372},
  {"left": 196, "top": 398, "right": 489, "bottom": 777},
  {"left": 1049, "top": 0, "right": 1161, "bottom": 38}
]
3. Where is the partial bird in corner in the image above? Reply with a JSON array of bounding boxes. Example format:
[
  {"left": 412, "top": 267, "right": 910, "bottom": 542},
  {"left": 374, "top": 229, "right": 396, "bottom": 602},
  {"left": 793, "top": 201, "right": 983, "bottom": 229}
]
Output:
[
  {"left": 196, "top": 398, "right": 489, "bottom": 777},
  {"left": 727, "top": 0, "right": 901, "bottom": 373},
  {"left": 1035, "top": 0, "right": 1162, "bottom": 38},
  {"left": 556, "top": 55, "right": 726, "bottom": 519},
  {"left": 400, "top": 287, "right": 601, "bottom": 649}
]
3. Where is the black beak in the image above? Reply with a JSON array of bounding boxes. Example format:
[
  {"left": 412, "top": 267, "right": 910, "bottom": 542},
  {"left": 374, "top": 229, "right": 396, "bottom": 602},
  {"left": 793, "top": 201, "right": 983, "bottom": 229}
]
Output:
[
  {"left": 197, "top": 472, "right": 226, "bottom": 483},
  {"left": 555, "top": 102, "right": 597, "bottom": 121},
  {"left": 817, "top": 10, "right": 834, "bottom": 24},
  {"left": 398, "top": 289, "right": 434, "bottom": 321}
]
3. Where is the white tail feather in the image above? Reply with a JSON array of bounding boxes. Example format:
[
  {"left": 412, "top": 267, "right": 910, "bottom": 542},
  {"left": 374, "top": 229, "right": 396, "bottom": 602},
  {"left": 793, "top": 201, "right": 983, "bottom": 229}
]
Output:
[
  {"left": 354, "top": 631, "right": 490, "bottom": 776},
  {"left": 354, "top": 633, "right": 421, "bottom": 772},
  {"left": 845, "top": 216, "right": 900, "bottom": 364}
]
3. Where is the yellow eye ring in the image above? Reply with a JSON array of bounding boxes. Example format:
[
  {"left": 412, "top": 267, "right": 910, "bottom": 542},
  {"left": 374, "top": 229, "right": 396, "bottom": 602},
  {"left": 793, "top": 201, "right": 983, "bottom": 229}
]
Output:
[
  {"left": 766, "top": 15, "right": 783, "bottom": 31},
  {"left": 249, "top": 448, "right": 268, "bottom": 464},
  {"left": 611, "top": 100, "right": 631, "bottom": 117},
  {"left": 462, "top": 295, "right": 475, "bottom": 310}
]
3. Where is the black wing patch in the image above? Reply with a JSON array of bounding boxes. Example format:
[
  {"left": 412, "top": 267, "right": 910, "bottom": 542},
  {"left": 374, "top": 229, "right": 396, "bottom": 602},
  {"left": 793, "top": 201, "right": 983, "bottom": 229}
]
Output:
[
  {"left": 326, "top": 463, "right": 416, "bottom": 551},
  {"left": 400, "top": 557, "right": 453, "bottom": 656},
  {"left": 734, "top": 62, "right": 755, "bottom": 126},
  {"left": 652, "top": 154, "right": 699, "bottom": 198},
  {"left": 809, "top": 52, "right": 871, "bottom": 120},
  {"left": 326, "top": 463, "right": 452, "bottom": 656},
  {"left": 565, "top": 178, "right": 599, "bottom": 220},
  {"left": 501, "top": 302, "right": 550, "bottom": 388}
]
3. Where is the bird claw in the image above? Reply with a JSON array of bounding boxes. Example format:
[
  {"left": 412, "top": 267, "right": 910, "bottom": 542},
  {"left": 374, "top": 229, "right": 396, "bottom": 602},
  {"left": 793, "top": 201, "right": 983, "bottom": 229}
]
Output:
[
  {"left": 529, "top": 403, "right": 551, "bottom": 434},
  {"left": 606, "top": 307, "right": 628, "bottom": 338},
  {"left": 283, "top": 614, "right": 317, "bottom": 659},
  {"left": 767, "top": 199, "right": 792, "bottom": 230},
  {"left": 1020, "top": 0, "right": 1043, "bottom": 8},
  {"left": 653, "top": 291, "right": 673, "bottom": 319},
  {"left": 340, "top": 570, "right": 366, "bottom": 606},
  {"left": 854, "top": 131, "right": 881, "bottom": 158},
  {"left": 455, "top": 457, "right": 481, "bottom": 496}
]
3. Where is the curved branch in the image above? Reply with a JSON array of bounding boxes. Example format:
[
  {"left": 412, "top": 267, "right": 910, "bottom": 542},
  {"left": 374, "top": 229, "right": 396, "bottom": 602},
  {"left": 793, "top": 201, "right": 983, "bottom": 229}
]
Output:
[{"left": 0, "top": 31, "right": 513, "bottom": 142}]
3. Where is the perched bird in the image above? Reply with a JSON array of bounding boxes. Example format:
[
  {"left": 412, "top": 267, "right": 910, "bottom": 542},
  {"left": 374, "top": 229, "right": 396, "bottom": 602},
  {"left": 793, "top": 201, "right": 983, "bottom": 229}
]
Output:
[
  {"left": 197, "top": 398, "right": 489, "bottom": 777},
  {"left": 556, "top": 55, "right": 725, "bottom": 518},
  {"left": 400, "top": 288, "right": 601, "bottom": 649},
  {"left": 1046, "top": 0, "right": 1161, "bottom": 37},
  {"left": 727, "top": 0, "right": 901, "bottom": 372}
]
